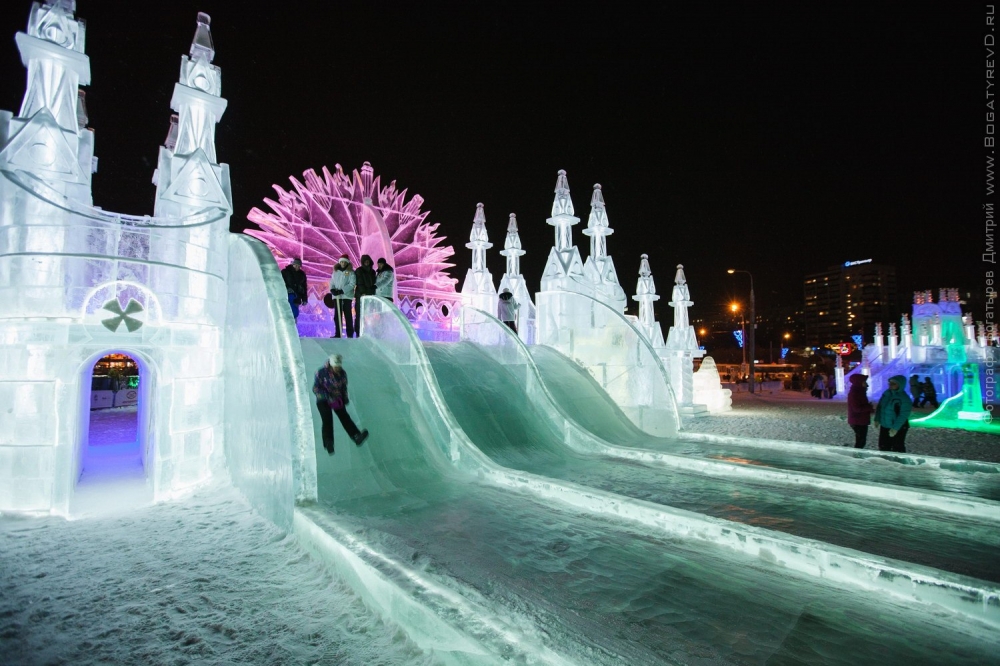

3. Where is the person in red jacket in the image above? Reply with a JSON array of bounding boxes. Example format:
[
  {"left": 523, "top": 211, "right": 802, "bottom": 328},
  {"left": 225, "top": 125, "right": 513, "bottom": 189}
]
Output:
[{"left": 847, "top": 374, "right": 875, "bottom": 448}]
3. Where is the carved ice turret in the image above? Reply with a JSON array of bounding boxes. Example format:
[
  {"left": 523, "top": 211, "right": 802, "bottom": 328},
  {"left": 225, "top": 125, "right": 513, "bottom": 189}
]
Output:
[
  {"left": 460, "top": 202, "right": 498, "bottom": 316},
  {"left": 500, "top": 212, "right": 524, "bottom": 277},
  {"left": 582, "top": 184, "right": 626, "bottom": 312},
  {"left": 632, "top": 254, "right": 662, "bottom": 346},
  {"left": 662, "top": 263, "right": 706, "bottom": 411},
  {"left": 665, "top": 264, "right": 701, "bottom": 354},
  {"left": 0, "top": 0, "right": 94, "bottom": 202},
  {"left": 583, "top": 183, "right": 612, "bottom": 260},
  {"left": 153, "top": 12, "right": 232, "bottom": 219},
  {"left": 540, "top": 169, "right": 589, "bottom": 294}
]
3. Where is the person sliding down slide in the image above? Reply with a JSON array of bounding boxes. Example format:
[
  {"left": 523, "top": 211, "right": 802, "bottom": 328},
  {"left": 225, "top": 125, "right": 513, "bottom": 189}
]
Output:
[{"left": 312, "top": 353, "right": 368, "bottom": 454}]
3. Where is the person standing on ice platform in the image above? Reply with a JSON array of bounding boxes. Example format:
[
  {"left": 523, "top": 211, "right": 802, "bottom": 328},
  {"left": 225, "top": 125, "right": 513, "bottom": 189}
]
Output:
[
  {"left": 498, "top": 288, "right": 519, "bottom": 333},
  {"left": 328, "top": 255, "right": 356, "bottom": 338},
  {"left": 313, "top": 354, "right": 368, "bottom": 454},
  {"left": 353, "top": 255, "right": 377, "bottom": 335},
  {"left": 375, "top": 258, "right": 395, "bottom": 301},
  {"left": 846, "top": 374, "right": 874, "bottom": 448},
  {"left": 281, "top": 258, "right": 308, "bottom": 321},
  {"left": 874, "top": 374, "right": 913, "bottom": 453}
]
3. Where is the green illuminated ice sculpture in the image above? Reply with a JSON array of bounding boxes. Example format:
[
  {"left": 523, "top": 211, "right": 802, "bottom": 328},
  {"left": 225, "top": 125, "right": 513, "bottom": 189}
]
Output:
[{"left": 911, "top": 363, "right": 998, "bottom": 434}]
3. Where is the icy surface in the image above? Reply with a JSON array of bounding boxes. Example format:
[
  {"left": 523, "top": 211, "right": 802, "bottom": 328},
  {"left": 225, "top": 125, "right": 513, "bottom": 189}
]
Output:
[
  {"left": 294, "top": 306, "right": 1000, "bottom": 663},
  {"left": 426, "top": 341, "right": 1000, "bottom": 583},
  {"left": 0, "top": 486, "right": 438, "bottom": 666},
  {"left": 683, "top": 390, "right": 1000, "bottom": 464},
  {"left": 533, "top": 346, "right": 1000, "bottom": 501}
]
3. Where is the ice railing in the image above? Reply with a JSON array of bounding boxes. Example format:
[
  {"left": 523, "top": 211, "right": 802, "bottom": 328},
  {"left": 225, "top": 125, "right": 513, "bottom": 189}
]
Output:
[
  {"left": 359, "top": 295, "right": 486, "bottom": 467},
  {"left": 0, "top": 169, "right": 230, "bottom": 322},
  {"left": 535, "top": 290, "right": 680, "bottom": 437},
  {"left": 223, "top": 235, "right": 316, "bottom": 529},
  {"left": 2, "top": 169, "right": 228, "bottom": 228}
]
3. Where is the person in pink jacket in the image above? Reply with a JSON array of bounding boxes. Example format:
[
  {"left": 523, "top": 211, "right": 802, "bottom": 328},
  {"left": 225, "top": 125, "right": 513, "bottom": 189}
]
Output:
[{"left": 847, "top": 374, "right": 875, "bottom": 448}]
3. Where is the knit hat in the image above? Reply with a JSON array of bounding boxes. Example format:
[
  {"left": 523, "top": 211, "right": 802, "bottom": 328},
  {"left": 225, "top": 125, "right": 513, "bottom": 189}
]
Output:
[
  {"left": 329, "top": 354, "right": 342, "bottom": 367},
  {"left": 291, "top": 258, "right": 302, "bottom": 266},
  {"left": 338, "top": 254, "right": 349, "bottom": 262}
]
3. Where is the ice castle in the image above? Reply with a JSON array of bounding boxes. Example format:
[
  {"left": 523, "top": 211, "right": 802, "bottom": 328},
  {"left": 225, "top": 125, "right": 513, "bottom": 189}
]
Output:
[
  {"left": 0, "top": 4, "right": 310, "bottom": 518},
  {"left": 845, "top": 288, "right": 998, "bottom": 426}
]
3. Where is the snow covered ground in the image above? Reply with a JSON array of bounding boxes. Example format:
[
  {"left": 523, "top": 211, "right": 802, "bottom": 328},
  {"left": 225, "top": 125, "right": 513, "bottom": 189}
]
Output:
[
  {"left": 0, "top": 486, "right": 440, "bottom": 666},
  {"left": 4, "top": 397, "right": 997, "bottom": 665},
  {"left": 682, "top": 390, "right": 1000, "bottom": 463}
]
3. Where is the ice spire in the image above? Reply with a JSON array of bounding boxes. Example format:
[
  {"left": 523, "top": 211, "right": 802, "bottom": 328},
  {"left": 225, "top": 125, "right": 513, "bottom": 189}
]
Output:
[
  {"left": 500, "top": 213, "right": 524, "bottom": 277},
  {"left": 171, "top": 12, "right": 224, "bottom": 161},
  {"left": 467, "top": 202, "right": 492, "bottom": 273},
  {"left": 17, "top": 0, "right": 89, "bottom": 130},
  {"left": 461, "top": 203, "right": 498, "bottom": 315},
  {"left": 549, "top": 169, "right": 578, "bottom": 251},
  {"left": 634, "top": 254, "right": 659, "bottom": 331},
  {"left": 581, "top": 182, "right": 625, "bottom": 311},
  {"left": 666, "top": 264, "right": 699, "bottom": 352},
  {"left": 583, "top": 184, "right": 613, "bottom": 260},
  {"left": 0, "top": 0, "right": 93, "bottom": 199},
  {"left": 154, "top": 12, "right": 231, "bottom": 216}
]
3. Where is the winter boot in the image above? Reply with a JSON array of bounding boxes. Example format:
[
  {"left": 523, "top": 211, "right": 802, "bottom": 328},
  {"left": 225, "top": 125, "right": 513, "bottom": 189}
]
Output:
[{"left": 353, "top": 429, "right": 369, "bottom": 446}]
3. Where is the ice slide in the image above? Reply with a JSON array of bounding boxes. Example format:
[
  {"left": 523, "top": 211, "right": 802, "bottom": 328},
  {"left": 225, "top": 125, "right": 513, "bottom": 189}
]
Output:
[
  {"left": 441, "top": 310, "right": 1000, "bottom": 584},
  {"left": 287, "top": 299, "right": 997, "bottom": 665},
  {"left": 532, "top": 344, "right": 1000, "bottom": 502}
]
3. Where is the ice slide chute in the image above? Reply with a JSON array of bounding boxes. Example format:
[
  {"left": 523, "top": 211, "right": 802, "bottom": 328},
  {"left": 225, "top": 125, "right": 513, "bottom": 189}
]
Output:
[
  {"left": 461, "top": 307, "right": 1000, "bottom": 523},
  {"left": 535, "top": 289, "right": 681, "bottom": 437},
  {"left": 448, "top": 308, "right": 1000, "bottom": 584},
  {"left": 361, "top": 299, "right": 1000, "bottom": 626},
  {"left": 531, "top": 338, "right": 1000, "bottom": 503}
]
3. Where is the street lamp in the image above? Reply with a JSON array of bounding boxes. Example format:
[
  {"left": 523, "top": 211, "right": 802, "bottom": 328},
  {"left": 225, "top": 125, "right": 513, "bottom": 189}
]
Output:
[
  {"left": 731, "top": 302, "right": 747, "bottom": 375},
  {"left": 728, "top": 269, "right": 756, "bottom": 394}
]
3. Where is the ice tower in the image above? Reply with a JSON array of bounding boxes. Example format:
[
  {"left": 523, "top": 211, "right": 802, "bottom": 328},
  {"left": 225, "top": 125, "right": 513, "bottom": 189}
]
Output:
[
  {"left": 0, "top": 6, "right": 234, "bottom": 514},
  {"left": 498, "top": 213, "right": 535, "bottom": 343},
  {"left": 460, "top": 202, "right": 498, "bottom": 316},
  {"left": 582, "top": 184, "right": 626, "bottom": 312},
  {"left": 633, "top": 254, "right": 663, "bottom": 346},
  {"left": 539, "top": 170, "right": 589, "bottom": 295}
]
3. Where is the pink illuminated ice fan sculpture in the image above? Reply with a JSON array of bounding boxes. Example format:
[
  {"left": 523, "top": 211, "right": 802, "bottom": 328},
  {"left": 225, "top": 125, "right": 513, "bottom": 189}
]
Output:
[{"left": 246, "top": 162, "right": 459, "bottom": 338}]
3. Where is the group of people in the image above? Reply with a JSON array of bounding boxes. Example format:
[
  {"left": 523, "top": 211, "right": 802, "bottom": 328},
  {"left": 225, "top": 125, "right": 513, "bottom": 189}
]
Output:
[
  {"left": 280, "top": 254, "right": 396, "bottom": 337},
  {"left": 847, "top": 374, "right": 914, "bottom": 452},
  {"left": 908, "top": 375, "right": 939, "bottom": 409},
  {"left": 808, "top": 373, "right": 837, "bottom": 399}
]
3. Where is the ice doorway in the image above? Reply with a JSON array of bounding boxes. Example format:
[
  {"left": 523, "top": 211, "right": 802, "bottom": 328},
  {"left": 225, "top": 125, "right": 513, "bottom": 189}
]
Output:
[{"left": 73, "top": 352, "right": 153, "bottom": 515}]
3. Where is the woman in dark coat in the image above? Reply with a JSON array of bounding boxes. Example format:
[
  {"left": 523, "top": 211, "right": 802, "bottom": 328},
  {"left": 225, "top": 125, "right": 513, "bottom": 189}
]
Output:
[{"left": 846, "top": 374, "right": 874, "bottom": 448}]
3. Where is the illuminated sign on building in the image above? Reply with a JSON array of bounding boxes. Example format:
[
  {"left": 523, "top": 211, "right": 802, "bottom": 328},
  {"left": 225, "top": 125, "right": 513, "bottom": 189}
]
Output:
[{"left": 843, "top": 259, "right": 873, "bottom": 267}]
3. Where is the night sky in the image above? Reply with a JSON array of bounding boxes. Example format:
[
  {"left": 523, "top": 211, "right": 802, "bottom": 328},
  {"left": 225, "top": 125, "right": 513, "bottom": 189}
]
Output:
[{"left": 0, "top": 2, "right": 989, "bottom": 323}]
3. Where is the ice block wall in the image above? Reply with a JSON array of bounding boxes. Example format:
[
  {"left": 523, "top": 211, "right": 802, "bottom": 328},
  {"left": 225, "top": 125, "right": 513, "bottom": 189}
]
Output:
[{"left": 224, "top": 235, "right": 316, "bottom": 528}]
